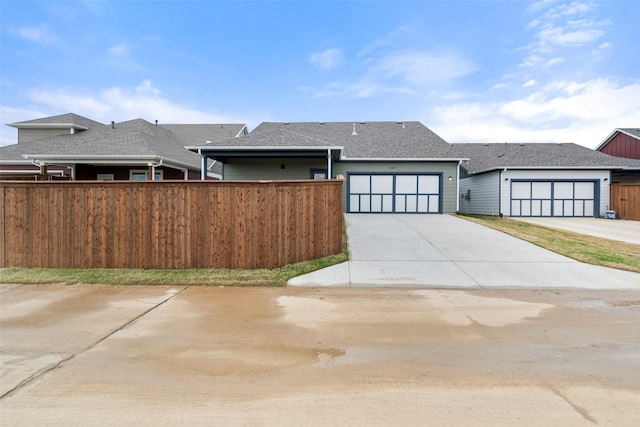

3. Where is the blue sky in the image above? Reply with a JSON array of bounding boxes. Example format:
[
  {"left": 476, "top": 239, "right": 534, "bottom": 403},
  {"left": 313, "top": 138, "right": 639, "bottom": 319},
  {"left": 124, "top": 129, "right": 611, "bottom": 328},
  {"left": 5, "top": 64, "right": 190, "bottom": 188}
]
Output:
[{"left": 1, "top": 0, "right": 639, "bottom": 148}]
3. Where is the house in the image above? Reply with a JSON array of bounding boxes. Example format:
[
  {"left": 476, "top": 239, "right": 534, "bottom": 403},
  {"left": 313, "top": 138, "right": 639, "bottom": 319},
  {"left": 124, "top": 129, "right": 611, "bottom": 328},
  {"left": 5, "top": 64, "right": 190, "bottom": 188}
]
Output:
[
  {"left": 595, "top": 128, "right": 640, "bottom": 184},
  {"left": 187, "top": 121, "right": 466, "bottom": 214},
  {"left": 1, "top": 113, "right": 247, "bottom": 180},
  {"left": 454, "top": 142, "right": 640, "bottom": 217}
]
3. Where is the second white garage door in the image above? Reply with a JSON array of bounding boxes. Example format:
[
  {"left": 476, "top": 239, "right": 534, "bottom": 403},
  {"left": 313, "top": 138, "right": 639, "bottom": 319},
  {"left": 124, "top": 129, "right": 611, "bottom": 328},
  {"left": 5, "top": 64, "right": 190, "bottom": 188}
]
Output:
[
  {"left": 510, "top": 180, "right": 598, "bottom": 217},
  {"left": 348, "top": 173, "right": 441, "bottom": 213}
]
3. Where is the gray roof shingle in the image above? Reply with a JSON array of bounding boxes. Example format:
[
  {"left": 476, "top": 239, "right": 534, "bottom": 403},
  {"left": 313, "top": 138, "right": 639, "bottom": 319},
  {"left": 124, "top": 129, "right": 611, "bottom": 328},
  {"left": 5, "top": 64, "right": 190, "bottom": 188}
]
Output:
[
  {"left": 2, "top": 115, "right": 246, "bottom": 172},
  {"left": 193, "top": 121, "right": 461, "bottom": 159},
  {"left": 7, "top": 113, "right": 105, "bottom": 130},
  {"left": 454, "top": 142, "right": 640, "bottom": 174}
]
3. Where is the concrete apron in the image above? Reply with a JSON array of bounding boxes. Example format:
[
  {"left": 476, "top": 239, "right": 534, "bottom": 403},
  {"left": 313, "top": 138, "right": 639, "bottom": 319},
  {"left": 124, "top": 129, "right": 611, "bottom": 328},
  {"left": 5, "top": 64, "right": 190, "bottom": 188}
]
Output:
[{"left": 288, "top": 214, "right": 640, "bottom": 289}]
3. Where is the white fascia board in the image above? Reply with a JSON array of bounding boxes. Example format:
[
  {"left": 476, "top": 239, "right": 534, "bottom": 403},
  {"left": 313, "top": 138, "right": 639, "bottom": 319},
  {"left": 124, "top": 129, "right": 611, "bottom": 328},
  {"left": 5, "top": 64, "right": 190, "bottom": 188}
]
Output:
[
  {"left": 472, "top": 165, "right": 628, "bottom": 175},
  {"left": 21, "top": 154, "right": 200, "bottom": 171},
  {"left": 186, "top": 145, "right": 343, "bottom": 151},
  {"left": 342, "top": 157, "right": 468, "bottom": 162},
  {"left": 594, "top": 129, "right": 620, "bottom": 152},
  {"left": 22, "top": 154, "right": 158, "bottom": 162},
  {"left": 8, "top": 123, "right": 89, "bottom": 130},
  {"left": 0, "top": 159, "right": 32, "bottom": 165}
]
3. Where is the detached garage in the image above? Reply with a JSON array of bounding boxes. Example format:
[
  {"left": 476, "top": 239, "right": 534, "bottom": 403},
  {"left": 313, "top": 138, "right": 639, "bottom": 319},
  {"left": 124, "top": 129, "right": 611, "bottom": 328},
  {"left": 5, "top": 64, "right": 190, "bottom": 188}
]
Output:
[{"left": 454, "top": 143, "right": 640, "bottom": 218}]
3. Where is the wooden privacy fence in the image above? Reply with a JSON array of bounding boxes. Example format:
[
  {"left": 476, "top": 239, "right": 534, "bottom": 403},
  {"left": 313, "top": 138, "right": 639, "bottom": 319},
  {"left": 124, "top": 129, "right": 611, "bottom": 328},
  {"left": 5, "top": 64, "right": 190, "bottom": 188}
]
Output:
[
  {"left": 1, "top": 180, "right": 344, "bottom": 269},
  {"left": 610, "top": 183, "right": 640, "bottom": 220}
]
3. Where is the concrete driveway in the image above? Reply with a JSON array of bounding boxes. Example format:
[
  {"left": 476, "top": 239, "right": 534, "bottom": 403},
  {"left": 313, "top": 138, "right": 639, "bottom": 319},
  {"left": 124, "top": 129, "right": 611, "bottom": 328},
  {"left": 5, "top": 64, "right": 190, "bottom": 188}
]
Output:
[
  {"left": 512, "top": 217, "right": 640, "bottom": 245},
  {"left": 289, "top": 214, "right": 640, "bottom": 289}
]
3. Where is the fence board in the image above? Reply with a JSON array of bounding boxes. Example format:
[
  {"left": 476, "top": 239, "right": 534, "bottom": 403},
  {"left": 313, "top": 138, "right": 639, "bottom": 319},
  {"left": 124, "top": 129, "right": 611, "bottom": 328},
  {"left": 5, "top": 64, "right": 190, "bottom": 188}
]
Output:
[
  {"left": 610, "top": 184, "right": 640, "bottom": 220},
  {"left": 1, "top": 180, "right": 343, "bottom": 269}
]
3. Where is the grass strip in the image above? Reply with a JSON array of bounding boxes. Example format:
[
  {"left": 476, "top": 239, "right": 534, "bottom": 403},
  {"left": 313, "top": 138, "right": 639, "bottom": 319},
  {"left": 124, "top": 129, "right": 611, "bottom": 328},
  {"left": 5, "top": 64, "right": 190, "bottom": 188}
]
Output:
[
  {"left": 0, "top": 253, "right": 348, "bottom": 287},
  {"left": 458, "top": 214, "right": 640, "bottom": 274},
  {"left": 0, "top": 216, "right": 350, "bottom": 287}
]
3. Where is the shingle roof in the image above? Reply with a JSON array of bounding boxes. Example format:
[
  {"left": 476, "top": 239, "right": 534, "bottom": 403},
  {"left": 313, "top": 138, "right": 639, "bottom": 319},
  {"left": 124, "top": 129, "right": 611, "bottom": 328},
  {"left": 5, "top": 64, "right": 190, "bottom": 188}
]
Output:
[
  {"left": 192, "top": 121, "right": 461, "bottom": 159},
  {"left": 454, "top": 142, "right": 640, "bottom": 174},
  {"left": 1, "top": 116, "right": 245, "bottom": 173},
  {"left": 161, "top": 124, "right": 246, "bottom": 145},
  {"left": 7, "top": 113, "right": 104, "bottom": 130}
]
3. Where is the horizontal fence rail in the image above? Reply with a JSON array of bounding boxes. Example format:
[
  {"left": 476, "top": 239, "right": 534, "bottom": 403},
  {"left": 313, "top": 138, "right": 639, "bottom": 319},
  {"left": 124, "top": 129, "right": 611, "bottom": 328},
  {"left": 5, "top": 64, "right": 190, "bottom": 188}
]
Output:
[
  {"left": 610, "top": 183, "right": 640, "bottom": 221},
  {"left": 1, "top": 180, "right": 344, "bottom": 269}
]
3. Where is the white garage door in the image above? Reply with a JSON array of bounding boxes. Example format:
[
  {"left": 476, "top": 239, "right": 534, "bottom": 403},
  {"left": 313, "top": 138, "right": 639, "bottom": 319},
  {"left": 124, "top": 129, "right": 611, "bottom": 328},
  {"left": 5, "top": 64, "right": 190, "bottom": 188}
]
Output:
[
  {"left": 510, "top": 180, "right": 597, "bottom": 217},
  {"left": 348, "top": 174, "right": 441, "bottom": 213}
]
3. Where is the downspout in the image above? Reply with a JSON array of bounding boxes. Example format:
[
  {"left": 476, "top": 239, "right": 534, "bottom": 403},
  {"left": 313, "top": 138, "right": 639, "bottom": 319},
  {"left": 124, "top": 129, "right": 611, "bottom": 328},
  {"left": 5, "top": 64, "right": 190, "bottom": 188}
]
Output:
[
  {"left": 456, "top": 160, "right": 462, "bottom": 213},
  {"left": 150, "top": 158, "right": 163, "bottom": 180},
  {"left": 327, "top": 149, "right": 332, "bottom": 179},
  {"left": 500, "top": 168, "right": 507, "bottom": 216},
  {"left": 199, "top": 148, "right": 206, "bottom": 181}
]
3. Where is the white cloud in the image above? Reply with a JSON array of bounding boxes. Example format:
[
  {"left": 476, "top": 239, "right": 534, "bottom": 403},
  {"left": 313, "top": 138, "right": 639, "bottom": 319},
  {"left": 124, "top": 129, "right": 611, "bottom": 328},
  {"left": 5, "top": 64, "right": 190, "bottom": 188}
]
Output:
[
  {"left": 536, "top": 21, "right": 606, "bottom": 47},
  {"left": 373, "top": 50, "right": 476, "bottom": 87},
  {"left": 0, "top": 81, "right": 250, "bottom": 145},
  {"left": 12, "top": 25, "right": 59, "bottom": 45},
  {"left": 108, "top": 43, "right": 128, "bottom": 56},
  {"left": 523, "top": 79, "right": 536, "bottom": 87},
  {"left": 545, "top": 57, "right": 564, "bottom": 66},
  {"left": 430, "top": 78, "right": 640, "bottom": 148},
  {"left": 136, "top": 79, "right": 160, "bottom": 95},
  {"left": 313, "top": 49, "right": 476, "bottom": 98},
  {"left": 309, "top": 48, "right": 345, "bottom": 70}
]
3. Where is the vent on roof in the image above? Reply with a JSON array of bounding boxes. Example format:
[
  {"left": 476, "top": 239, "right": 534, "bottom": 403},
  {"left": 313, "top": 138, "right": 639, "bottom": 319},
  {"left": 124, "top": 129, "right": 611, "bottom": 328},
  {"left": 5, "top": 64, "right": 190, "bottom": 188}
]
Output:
[
  {"left": 111, "top": 121, "right": 115, "bottom": 129},
  {"left": 352, "top": 123, "right": 358, "bottom": 136}
]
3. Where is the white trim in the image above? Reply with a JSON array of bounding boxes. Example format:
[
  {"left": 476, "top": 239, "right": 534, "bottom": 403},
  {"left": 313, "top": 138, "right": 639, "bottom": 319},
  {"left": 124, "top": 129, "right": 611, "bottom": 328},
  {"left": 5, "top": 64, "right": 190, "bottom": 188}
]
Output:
[
  {"left": 0, "top": 169, "right": 64, "bottom": 176},
  {"left": 8, "top": 123, "right": 88, "bottom": 130},
  {"left": 235, "top": 125, "right": 248, "bottom": 138},
  {"left": 343, "top": 157, "right": 468, "bottom": 162},
  {"left": 19, "top": 154, "right": 199, "bottom": 172},
  {"left": 471, "top": 165, "right": 634, "bottom": 175},
  {"left": 186, "top": 145, "right": 343, "bottom": 151},
  {"left": 595, "top": 128, "right": 640, "bottom": 152}
]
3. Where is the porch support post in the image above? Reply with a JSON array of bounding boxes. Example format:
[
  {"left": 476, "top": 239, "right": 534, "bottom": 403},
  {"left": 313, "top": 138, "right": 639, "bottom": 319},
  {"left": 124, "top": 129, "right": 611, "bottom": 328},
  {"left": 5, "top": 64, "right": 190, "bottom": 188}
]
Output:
[
  {"left": 200, "top": 150, "right": 207, "bottom": 181},
  {"left": 327, "top": 149, "right": 332, "bottom": 179},
  {"left": 148, "top": 165, "right": 154, "bottom": 180},
  {"left": 39, "top": 163, "right": 48, "bottom": 181}
]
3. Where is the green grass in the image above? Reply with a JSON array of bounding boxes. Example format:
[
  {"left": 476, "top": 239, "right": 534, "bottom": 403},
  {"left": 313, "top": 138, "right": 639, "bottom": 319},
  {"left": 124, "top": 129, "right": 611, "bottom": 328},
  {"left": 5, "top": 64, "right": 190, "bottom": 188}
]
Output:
[
  {"left": 0, "top": 217, "right": 350, "bottom": 287},
  {"left": 0, "top": 253, "right": 348, "bottom": 287},
  {"left": 458, "top": 214, "right": 640, "bottom": 274}
]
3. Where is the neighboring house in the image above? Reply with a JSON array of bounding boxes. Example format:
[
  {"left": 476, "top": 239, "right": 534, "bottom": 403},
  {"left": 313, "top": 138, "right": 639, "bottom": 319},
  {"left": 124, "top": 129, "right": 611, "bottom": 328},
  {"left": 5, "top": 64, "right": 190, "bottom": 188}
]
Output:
[
  {"left": 187, "top": 121, "right": 466, "bottom": 214},
  {"left": 1, "top": 113, "right": 246, "bottom": 180},
  {"left": 595, "top": 128, "right": 640, "bottom": 184},
  {"left": 454, "top": 143, "right": 640, "bottom": 217}
]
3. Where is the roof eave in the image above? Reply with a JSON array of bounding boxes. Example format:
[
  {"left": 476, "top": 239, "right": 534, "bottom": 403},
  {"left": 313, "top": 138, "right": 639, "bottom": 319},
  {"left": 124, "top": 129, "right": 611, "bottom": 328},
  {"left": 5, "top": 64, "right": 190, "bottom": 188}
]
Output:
[
  {"left": 342, "top": 157, "right": 468, "bottom": 162},
  {"left": 20, "top": 154, "right": 200, "bottom": 171},
  {"left": 186, "top": 145, "right": 343, "bottom": 151},
  {"left": 8, "top": 123, "right": 89, "bottom": 130},
  {"left": 470, "top": 165, "right": 630, "bottom": 174}
]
